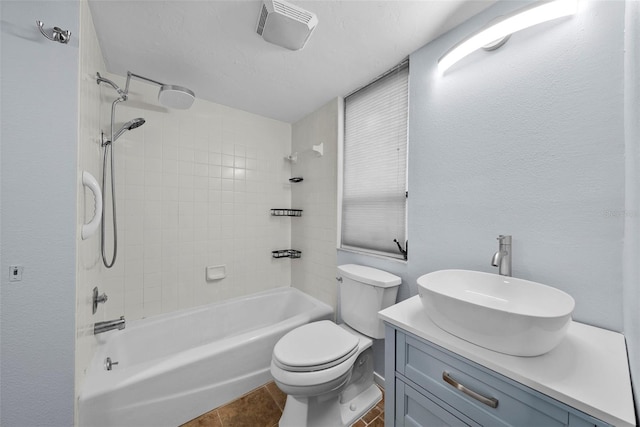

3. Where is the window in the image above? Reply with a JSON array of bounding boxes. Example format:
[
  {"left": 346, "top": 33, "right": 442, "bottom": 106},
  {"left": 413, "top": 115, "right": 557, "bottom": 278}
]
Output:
[{"left": 341, "top": 61, "right": 409, "bottom": 260}]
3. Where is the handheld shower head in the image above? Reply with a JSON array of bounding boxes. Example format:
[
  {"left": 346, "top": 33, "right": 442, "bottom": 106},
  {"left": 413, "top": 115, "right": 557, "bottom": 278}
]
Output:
[
  {"left": 126, "top": 117, "right": 146, "bottom": 130},
  {"left": 112, "top": 118, "right": 145, "bottom": 142}
]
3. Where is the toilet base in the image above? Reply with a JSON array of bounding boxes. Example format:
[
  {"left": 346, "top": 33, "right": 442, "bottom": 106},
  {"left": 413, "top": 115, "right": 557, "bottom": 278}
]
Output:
[
  {"left": 278, "top": 383, "right": 381, "bottom": 427},
  {"left": 273, "top": 331, "right": 380, "bottom": 427}
]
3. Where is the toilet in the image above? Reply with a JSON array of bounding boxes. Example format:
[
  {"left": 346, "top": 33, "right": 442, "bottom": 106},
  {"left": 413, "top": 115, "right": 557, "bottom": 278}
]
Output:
[{"left": 270, "top": 264, "right": 401, "bottom": 427}]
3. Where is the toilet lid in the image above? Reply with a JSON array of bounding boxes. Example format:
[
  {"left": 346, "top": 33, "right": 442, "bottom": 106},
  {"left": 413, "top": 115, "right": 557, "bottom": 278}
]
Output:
[{"left": 273, "top": 321, "right": 359, "bottom": 371}]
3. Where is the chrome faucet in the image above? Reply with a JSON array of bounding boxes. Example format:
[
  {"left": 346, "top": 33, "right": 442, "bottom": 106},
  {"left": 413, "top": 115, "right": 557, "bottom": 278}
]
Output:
[
  {"left": 491, "top": 235, "right": 512, "bottom": 276},
  {"left": 94, "top": 316, "right": 125, "bottom": 335}
]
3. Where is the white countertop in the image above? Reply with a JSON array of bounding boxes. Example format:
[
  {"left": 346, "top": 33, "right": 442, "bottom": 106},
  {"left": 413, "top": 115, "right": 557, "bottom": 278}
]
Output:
[{"left": 379, "top": 296, "right": 636, "bottom": 427}]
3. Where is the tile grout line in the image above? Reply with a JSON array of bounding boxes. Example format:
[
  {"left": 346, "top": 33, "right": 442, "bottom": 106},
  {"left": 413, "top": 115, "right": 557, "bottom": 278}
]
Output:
[{"left": 264, "top": 384, "right": 285, "bottom": 412}]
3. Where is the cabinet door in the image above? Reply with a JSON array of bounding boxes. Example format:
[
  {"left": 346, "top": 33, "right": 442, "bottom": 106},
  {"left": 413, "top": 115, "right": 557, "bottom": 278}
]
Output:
[{"left": 395, "top": 379, "right": 476, "bottom": 427}]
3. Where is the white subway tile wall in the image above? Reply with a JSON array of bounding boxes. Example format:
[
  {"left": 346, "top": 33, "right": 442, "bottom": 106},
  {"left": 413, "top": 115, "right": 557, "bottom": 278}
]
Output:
[
  {"left": 291, "top": 99, "right": 340, "bottom": 311},
  {"left": 99, "top": 84, "right": 293, "bottom": 321}
]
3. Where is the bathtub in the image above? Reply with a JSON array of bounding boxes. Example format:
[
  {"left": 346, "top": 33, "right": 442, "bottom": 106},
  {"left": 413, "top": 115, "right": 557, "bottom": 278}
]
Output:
[{"left": 78, "top": 287, "right": 333, "bottom": 427}]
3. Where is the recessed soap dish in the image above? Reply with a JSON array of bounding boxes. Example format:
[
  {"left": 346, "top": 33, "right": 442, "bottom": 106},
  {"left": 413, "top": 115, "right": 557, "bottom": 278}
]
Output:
[{"left": 206, "top": 265, "right": 226, "bottom": 281}]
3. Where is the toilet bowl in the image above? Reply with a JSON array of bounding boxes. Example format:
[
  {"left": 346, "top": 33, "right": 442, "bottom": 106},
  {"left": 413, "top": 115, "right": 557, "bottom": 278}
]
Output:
[
  {"left": 270, "top": 264, "right": 401, "bottom": 427},
  {"left": 271, "top": 321, "right": 368, "bottom": 395}
]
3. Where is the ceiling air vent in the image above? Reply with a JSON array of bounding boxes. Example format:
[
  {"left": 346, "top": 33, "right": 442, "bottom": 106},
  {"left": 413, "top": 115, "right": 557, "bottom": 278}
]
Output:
[{"left": 256, "top": 0, "right": 318, "bottom": 51}]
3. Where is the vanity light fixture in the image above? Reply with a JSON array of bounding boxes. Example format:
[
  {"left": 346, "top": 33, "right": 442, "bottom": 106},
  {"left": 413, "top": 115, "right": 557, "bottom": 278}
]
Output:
[{"left": 438, "top": 0, "right": 578, "bottom": 73}]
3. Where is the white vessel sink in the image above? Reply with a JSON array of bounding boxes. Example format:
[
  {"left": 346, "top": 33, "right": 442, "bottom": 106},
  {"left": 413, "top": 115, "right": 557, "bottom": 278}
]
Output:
[{"left": 417, "top": 270, "right": 575, "bottom": 356}]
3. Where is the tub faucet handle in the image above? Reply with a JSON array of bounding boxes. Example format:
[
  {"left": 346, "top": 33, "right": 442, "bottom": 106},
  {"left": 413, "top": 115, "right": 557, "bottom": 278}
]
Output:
[
  {"left": 105, "top": 357, "right": 119, "bottom": 371},
  {"left": 92, "top": 286, "right": 108, "bottom": 315}
]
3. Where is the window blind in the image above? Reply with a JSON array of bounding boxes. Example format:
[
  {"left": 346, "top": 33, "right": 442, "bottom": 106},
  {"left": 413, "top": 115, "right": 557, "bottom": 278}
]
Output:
[{"left": 342, "top": 62, "right": 408, "bottom": 259}]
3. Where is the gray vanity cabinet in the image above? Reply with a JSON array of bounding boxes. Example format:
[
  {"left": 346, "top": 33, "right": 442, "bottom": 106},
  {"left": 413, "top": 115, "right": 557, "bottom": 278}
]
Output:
[{"left": 385, "top": 325, "right": 613, "bottom": 427}]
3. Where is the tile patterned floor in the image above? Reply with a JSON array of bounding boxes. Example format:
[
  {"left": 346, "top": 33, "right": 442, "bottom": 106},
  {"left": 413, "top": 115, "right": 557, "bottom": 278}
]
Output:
[{"left": 180, "top": 381, "right": 385, "bottom": 427}]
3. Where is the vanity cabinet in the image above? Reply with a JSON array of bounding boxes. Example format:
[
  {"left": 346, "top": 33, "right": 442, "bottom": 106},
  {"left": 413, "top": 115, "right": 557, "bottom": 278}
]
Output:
[{"left": 385, "top": 326, "right": 613, "bottom": 427}]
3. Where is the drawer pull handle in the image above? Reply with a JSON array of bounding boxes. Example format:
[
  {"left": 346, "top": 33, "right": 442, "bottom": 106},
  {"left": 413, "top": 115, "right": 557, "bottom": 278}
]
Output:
[{"left": 442, "top": 371, "right": 499, "bottom": 409}]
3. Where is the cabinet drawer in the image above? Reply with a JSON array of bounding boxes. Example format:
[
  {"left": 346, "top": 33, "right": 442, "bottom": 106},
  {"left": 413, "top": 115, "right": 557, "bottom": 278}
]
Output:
[
  {"left": 395, "top": 378, "right": 476, "bottom": 427},
  {"left": 397, "top": 333, "right": 569, "bottom": 427}
]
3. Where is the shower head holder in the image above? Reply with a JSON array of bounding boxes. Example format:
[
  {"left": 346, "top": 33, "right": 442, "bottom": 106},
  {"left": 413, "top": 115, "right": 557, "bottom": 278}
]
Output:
[{"left": 96, "top": 72, "right": 128, "bottom": 100}]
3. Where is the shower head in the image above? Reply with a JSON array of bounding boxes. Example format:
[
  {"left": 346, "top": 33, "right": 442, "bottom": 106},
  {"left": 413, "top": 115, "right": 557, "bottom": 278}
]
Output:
[
  {"left": 126, "top": 117, "right": 146, "bottom": 130},
  {"left": 112, "top": 118, "right": 145, "bottom": 142},
  {"left": 126, "top": 72, "right": 196, "bottom": 110},
  {"left": 158, "top": 85, "right": 196, "bottom": 109}
]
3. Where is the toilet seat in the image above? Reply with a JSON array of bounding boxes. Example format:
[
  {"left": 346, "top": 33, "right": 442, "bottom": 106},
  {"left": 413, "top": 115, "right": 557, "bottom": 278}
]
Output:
[{"left": 273, "top": 321, "right": 359, "bottom": 372}]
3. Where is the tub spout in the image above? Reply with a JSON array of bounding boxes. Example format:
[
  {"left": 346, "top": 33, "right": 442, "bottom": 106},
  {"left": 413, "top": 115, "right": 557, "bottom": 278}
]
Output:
[{"left": 94, "top": 316, "right": 125, "bottom": 335}]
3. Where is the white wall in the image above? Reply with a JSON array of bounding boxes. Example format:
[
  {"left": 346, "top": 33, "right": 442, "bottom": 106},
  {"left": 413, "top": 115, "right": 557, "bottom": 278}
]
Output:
[
  {"left": 291, "top": 98, "right": 340, "bottom": 311},
  {"left": 623, "top": 0, "right": 640, "bottom": 421},
  {"left": 339, "top": 0, "right": 630, "bottom": 383},
  {"left": 0, "top": 1, "right": 79, "bottom": 425}
]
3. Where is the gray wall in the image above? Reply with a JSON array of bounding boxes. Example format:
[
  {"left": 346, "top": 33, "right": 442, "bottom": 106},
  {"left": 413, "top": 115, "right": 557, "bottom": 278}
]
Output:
[
  {"left": 0, "top": 2, "right": 79, "bottom": 425},
  {"left": 408, "top": 0, "right": 625, "bottom": 331},
  {"left": 339, "top": 0, "right": 633, "bottom": 394}
]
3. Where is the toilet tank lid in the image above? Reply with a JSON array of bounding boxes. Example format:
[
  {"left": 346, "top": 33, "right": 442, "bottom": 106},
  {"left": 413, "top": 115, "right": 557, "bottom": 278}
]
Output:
[{"left": 338, "top": 264, "right": 401, "bottom": 288}]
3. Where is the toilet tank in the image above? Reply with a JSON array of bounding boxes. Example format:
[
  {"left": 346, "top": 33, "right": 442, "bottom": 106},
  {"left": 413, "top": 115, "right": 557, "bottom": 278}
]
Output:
[{"left": 338, "top": 264, "right": 401, "bottom": 339}]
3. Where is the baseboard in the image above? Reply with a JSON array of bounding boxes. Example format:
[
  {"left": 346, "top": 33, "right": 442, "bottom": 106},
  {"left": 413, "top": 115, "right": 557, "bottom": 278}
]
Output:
[{"left": 373, "top": 371, "right": 385, "bottom": 390}]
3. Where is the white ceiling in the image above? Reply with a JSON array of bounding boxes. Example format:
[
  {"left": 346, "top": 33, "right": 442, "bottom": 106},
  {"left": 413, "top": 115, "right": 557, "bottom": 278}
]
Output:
[{"left": 88, "top": 0, "right": 494, "bottom": 123}]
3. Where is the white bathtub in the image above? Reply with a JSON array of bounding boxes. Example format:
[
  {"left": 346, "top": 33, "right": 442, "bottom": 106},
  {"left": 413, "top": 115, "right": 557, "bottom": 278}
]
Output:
[{"left": 78, "top": 287, "right": 333, "bottom": 427}]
